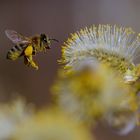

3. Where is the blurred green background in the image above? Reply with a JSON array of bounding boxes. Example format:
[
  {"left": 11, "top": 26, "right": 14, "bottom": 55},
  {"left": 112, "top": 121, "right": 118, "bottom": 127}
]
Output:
[{"left": 0, "top": 0, "right": 140, "bottom": 139}]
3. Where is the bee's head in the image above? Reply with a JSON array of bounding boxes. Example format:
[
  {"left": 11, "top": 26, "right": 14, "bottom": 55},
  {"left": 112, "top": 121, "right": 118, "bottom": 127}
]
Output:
[
  {"left": 40, "top": 34, "right": 58, "bottom": 50},
  {"left": 40, "top": 34, "right": 50, "bottom": 49}
]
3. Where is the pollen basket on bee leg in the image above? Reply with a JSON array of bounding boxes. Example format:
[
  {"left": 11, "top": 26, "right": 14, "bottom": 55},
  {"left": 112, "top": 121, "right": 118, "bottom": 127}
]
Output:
[{"left": 24, "top": 45, "right": 33, "bottom": 56}]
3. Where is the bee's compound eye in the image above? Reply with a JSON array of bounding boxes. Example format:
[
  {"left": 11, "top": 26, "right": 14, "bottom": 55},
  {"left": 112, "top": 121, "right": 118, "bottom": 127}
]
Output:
[
  {"left": 43, "top": 38, "right": 47, "bottom": 42},
  {"left": 41, "top": 34, "right": 47, "bottom": 41}
]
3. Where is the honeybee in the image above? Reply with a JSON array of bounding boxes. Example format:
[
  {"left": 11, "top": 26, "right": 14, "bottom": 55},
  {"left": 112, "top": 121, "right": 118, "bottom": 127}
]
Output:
[{"left": 5, "top": 30, "right": 58, "bottom": 70}]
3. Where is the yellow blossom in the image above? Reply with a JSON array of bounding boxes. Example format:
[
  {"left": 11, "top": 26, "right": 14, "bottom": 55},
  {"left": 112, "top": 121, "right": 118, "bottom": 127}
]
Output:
[
  {"left": 12, "top": 109, "right": 93, "bottom": 140},
  {"left": 0, "top": 97, "right": 34, "bottom": 140},
  {"left": 59, "top": 25, "right": 140, "bottom": 83},
  {"left": 104, "top": 108, "right": 138, "bottom": 135},
  {"left": 52, "top": 64, "right": 138, "bottom": 126}
]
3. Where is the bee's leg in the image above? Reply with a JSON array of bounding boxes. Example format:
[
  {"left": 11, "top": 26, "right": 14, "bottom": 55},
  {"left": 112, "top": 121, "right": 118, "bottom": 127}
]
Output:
[
  {"left": 24, "top": 56, "right": 29, "bottom": 66},
  {"left": 24, "top": 45, "right": 38, "bottom": 70},
  {"left": 32, "top": 50, "right": 36, "bottom": 55},
  {"left": 32, "top": 47, "right": 37, "bottom": 55},
  {"left": 24, "top": 45, "right": 33, "bottom": 56},
  {"left": 25, "top": 55, "right": 38, "bottom": 70}
]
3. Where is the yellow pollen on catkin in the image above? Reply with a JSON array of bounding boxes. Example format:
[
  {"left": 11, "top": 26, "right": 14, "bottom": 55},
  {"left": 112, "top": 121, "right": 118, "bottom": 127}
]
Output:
[{"left": 59, "top": 24, "right": 140, "bottom": 83}]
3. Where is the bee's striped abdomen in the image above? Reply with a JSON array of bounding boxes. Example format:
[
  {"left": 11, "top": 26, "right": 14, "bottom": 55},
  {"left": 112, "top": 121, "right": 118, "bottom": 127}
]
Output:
[{"left": 7, "top": 44, "right": 27, "bottom": 60}]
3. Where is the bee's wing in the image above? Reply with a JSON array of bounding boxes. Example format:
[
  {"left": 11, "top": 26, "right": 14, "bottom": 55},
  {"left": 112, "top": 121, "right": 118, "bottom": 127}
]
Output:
[{"left": 5, "top": 30, "right": 31, "bottom": 44}]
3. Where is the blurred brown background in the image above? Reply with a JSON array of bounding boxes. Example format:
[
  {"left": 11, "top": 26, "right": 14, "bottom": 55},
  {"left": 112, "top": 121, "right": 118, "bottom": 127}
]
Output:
[{"left": 0, "top": 0, "right": 140, "bottom": 139}]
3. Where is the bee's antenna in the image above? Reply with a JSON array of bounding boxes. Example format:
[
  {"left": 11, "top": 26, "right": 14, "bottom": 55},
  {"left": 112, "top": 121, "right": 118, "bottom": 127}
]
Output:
[{"left": 49, "top": 39, "right": 59, "bottom": 42}]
